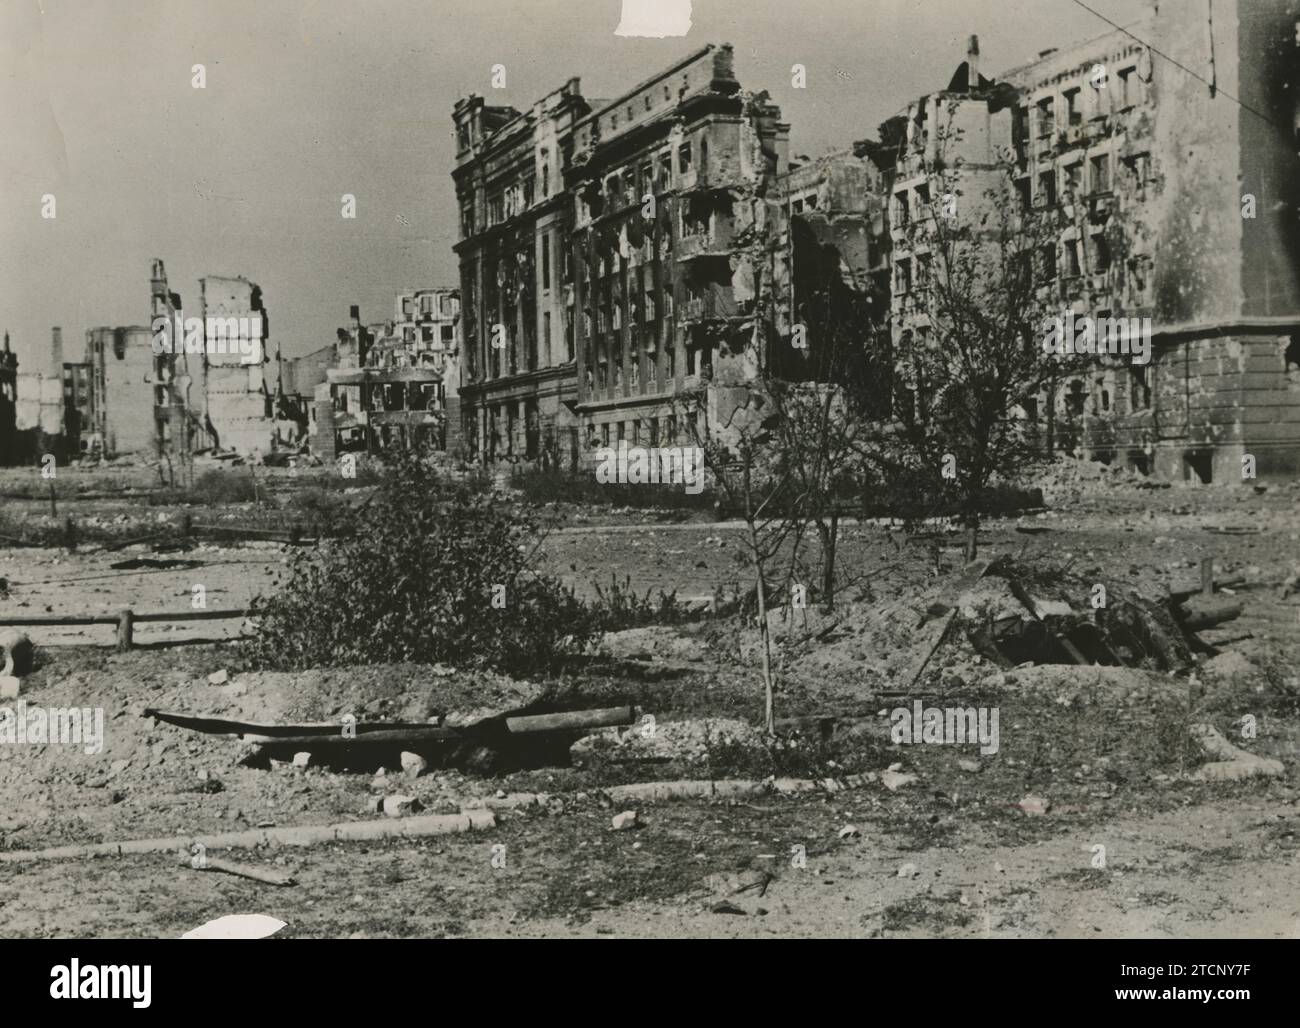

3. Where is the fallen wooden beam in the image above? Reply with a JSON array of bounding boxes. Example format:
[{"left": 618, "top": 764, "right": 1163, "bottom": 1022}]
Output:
[
  {"left": 1169, "top": 576, "right": 1244, "bottom": 604},
  {"left": 178, "top": 852, "right": 296, "bottom": 886},
  {"left": 904, "top": 610, "right": 957, "bottom": 688},
  {"left": 1177, "top": 595, "right": 1244, "bottom": 631},
  {"left": 101, "top": 532, "right": 164, "bottom": 552},
  {"left": 0, "top": 811, "right": 497, "bottom": 864},
  {"left": 248, "top": 727, "right": 465, "bottom": 749},
  {"left": 505, "top": 706, "right": 634, "bottom": 735},
  {"left": 0, "top": 608, "right": 248, "bottom": 628},
  {"left": 1197, "top": 628, "right": 1254, "bottom": 648},
  {"left": 144, "top": 708, "right": 436, "bottom": 739},
  {"left": 133, "top": 608, "right": 249, "bottom": 623}
]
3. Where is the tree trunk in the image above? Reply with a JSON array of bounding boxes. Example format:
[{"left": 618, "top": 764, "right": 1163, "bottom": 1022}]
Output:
[
  {"left": 1045, "top": 376, "right": 1056, "bottom": 459},
  {"left": 818, "top": 513, "right": 838, "bottom": 610},
  {"left": 750, "top": 520, "right": 775, "bottom": 737}
]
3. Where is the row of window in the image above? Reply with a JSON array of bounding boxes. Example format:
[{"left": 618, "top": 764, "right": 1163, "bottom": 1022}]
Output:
[
  {"left": 585, "top": 411, "right": 698, "bottom": 450},
  {"left": 481, "top": 310, "right": 575, "bottom": 378},
  {"left": 399, "top": 293, "right": 459, "bottom": 320},
  {"left": 462, "top": 163, "right": 556, "bottom": 237},
  {"left": 588, "top": 70, "right": 695, "bottom": 144},
  {"left": 1020, "top": 63, "right": 1149, "bottom": 143},
  {"left": 582, "top": 139, "right": 703, "bottom": 221},
  {"left": 892, "top": 236, "right": 1149, "bottom": 297},
  {"left": 583, "top": 331, "right": 715, "bottom": 392},
  {"left": 893, "top": 149, "right": 1147, "bottom": 230}
]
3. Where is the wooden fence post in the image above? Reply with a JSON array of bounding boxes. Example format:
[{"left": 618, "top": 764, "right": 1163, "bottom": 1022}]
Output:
[{"left": 116, "top": 608, "right": 134, "bottom": 652}]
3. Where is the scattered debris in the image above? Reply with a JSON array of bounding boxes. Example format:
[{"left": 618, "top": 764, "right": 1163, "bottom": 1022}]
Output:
[
  {"left": 1189, "top": 724, "right": 1284, "bottom": 782},
  {"left": 400, "top": 751, "right": 428, "bottom": 778},
  {"left": 0, "top": 629, "right": 33, "bottom": 677},
  {"left": 382, "top": 795, "right": 422, "bottom": 818},
  {"left": 897, "top": 862, "right": 919, "bottom": 879},
  {"left": 1017, "top": 795, "right": 1051, "bottom": 816},
  {"left": 880, "top": 769, "right": 918, "bottom": 791},
  {"left": 207, "top": 669, "right": 229, "bottom": 686},
  {"left": 572, "top": 716, "right": 762, "bottom": 767},
  {"left": 611, "top": 810, "right": 640, "bottom": 831},
  {"left": 837, "top": 824, "right": 860, "bottom": 839},
  {"left": 178, "top": 851, "right": 297, "bottom": 887},
  {"left": 109, "top": 557, "right": 204, "bottom": 571},
  {"left": 705, "top": 869, "right": 772, "bottom": 897}
]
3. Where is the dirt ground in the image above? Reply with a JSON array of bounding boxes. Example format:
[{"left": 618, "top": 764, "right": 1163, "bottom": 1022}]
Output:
[{"left": 0, "top": 464, "right": 1298, "bottom": 938}]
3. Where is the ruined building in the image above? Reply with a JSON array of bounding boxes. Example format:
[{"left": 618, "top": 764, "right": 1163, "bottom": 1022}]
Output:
[
  {"left": 295, "top": 291, "right": 459, "bottom": 460},
  {"left": 877, "top": 0, "right": 1300, "bottom": 481},
  {"left": 12, "top": 328, "right": 76, "bottom": 463},
  {"left": 568, "top": 45, "right": 791, "bottom": 458},
  {"left": 149, "top": 258, "right": 208, "bottom": 460},
  {"left": 453, "top": 76, "right": 588, "bottom": 467},
  {"left": 198, "top": 274, "right": 281, "bottom": 455},
  {"left": 451, "top": 45, "right": 894, "bottom": 468},
  {"left": 84, "top": 324, "right": 154, "bottom": 456},
  {"left": 769, "top": 148, "right": 891, "bottom": 402}
]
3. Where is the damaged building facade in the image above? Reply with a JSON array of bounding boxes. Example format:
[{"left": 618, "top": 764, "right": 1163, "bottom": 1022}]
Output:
[
  {"left": 878, "top": 0, "right": 1300, "bottom": 482},
  {"left": 567, "top": 45, "right": 788, "bottom": 458},
  {"left": 145, "top": 261, "right": 291, "bottom": 461},
  {"left": 453, "top": 46, "right": 810, "bottom": 469},
  {"left": 769, "top": 147, "right": 891, "bottom": 400},
  {"left": 6, "top": 325, "right": 155, "bottom": 464},
  {"left": 453, "top": 78, "right": 587, "bottom": 468},
  {"left": 450, "top": 46, "right": 891, "bottom": 469},
  {"left": 291, "top": 289, "right": 460, "bottom": 460},
  {"left": 84, "top": 324, "right": 154, "bottom": 457},
  {"left": 197, "top": 274, "right": 283, "bottom": 455},
  {"left": 454, "top": 1, "right": 1299, "bottom": 483}
]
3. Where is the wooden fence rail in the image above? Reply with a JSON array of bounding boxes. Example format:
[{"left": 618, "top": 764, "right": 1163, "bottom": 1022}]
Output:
[{"left": 0, "top": 608, "right": 250, "bottom": 650}]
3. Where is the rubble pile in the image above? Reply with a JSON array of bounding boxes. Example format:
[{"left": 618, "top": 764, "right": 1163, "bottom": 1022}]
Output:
[{"left": 780, "top": 553, "right": 1253, "bottom": 696}]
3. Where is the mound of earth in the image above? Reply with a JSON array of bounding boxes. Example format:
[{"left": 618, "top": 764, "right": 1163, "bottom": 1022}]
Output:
[{"left": 571, "top": 717, "right": 765, "bottom": 766}]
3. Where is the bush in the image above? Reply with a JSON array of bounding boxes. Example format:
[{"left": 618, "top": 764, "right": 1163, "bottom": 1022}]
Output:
[
  {"left": 248, "top": 451, "right": 597, "bottom": 674},
  {"left": 590, "top": 573, "right": 691, "bottom": 630},
  {"left": 190, "top": 468, "right": 259, "bottom": 505}
]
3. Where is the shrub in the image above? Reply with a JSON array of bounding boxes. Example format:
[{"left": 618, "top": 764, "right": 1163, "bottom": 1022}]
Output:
[
  {"left": 590, "top": 573, "right": 687, "bottom": 630},
  {"left": 190, "top": 468, "right": 259, "bottom": 505},
  {"left": 248, "top": 451, "right": 597, "bottom": 674}
]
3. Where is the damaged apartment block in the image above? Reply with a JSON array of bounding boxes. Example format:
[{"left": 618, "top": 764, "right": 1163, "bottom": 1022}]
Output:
[
  {"left": 308, "top": 289, "right": 460, "bottom": 458},
  {"left": 875, "top": 0, "right": 1300, "bottom": 482},
  {"left": 452, "top": 45, "right": 877, "bottom": 468},
  {"left": 567, "top": 45, "right": 788, "bottom": 458}
]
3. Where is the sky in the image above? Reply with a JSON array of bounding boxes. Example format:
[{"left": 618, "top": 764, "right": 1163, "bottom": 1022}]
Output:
[{"left": 0, "top": 0, "right": 1151, "bottom": 373}]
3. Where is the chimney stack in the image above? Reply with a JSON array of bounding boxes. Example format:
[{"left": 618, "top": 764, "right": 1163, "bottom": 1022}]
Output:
[
  {"left": 967, "top": 35, "right": 980, "bottom": 91},
  {"left": 51, "top": 326, "right": 63, "bottom": 374}
]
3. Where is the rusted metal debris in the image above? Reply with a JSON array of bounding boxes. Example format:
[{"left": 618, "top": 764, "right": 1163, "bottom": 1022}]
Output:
[{"left": 143, "top": 705, "right": 637, "bottom": 774}]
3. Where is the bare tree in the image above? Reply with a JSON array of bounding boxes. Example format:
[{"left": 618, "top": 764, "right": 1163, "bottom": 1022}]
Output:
[
  {"left": 678, "top": 383, "right": 794, "bottom": 735},
  {"left": 765, "top": 275, "right": 887, "bottom": 609},
  {"left": 882, "top": 108, "right": 1057, "bottom": 560}
]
